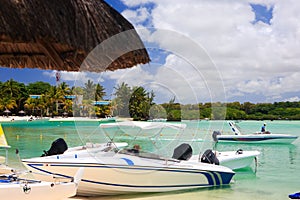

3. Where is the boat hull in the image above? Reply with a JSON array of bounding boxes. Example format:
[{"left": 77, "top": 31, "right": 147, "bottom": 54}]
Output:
[
  {"left": 217, "top": 134, "right": 298, "bottom": 144},
  {"left": 191, "top": 150, "right": 260, "bottom": 170},
  {"left": 0, "top": 181, "right": 77, "bottom": 200},
  {"left": 217, "top": 151, "right": 259, "bottom": 170},
  {"left": 23, "top": 159, "right": 234, "bottom": 196}
]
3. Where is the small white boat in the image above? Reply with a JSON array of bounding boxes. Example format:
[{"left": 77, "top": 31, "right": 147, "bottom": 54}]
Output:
[
  {"left": 191, "top": 149, "right": 260, "bottom": 170},
  {"left": 215, "top": 122, "right": 298, "bottom": 144},
  {"left": 0, "top": 123, "right": 83, "bottom": 199},
  {"left": 0, "top": 168, "right": 83, "bottom": 200},
  {"left": 215, "top": 150, "right": 260, "bottom": 170},
  {"left": 23, "top": 122, "right": 235, "bottom": 196}
]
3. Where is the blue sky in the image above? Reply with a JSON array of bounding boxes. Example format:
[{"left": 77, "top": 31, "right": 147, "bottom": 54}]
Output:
[
  {"left": 250, "top": 3, "right": 274, "bottom": 25},
  {"left": 1, "top": 0, "right": 300, "bottom": 104}
]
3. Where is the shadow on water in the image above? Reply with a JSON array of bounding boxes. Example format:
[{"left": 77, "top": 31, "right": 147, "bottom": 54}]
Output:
[
  {"left": 233, "top": 167, "right": 258, "bottom": 180},
  {"left": 81, "top": 185, "right": 233, "bottom": 200}
]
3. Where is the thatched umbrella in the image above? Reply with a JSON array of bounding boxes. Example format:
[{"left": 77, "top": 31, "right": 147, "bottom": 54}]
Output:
[
  {"left": 3, "top": 109, "right": 10, "bottom": 117},
  {"left": 18, "top": 110, "right": 25, "bottom": 116},
  {"left": 0, "top": 0, "right": 150, "bottom": 72}
]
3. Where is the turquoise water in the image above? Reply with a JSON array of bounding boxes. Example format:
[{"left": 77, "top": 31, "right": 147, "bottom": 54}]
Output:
[{"left": 1, "top": 120, "right": 299, "bottom": 200}]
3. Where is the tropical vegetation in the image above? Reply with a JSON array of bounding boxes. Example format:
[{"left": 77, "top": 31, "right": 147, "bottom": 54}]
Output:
[{"left": 0, "top": 79, "right": 300, "bottom": 120}]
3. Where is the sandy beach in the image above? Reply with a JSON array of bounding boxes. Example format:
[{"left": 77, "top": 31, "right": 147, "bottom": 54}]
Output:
[
  {"left": 0, "top": 116, "right": 39, "bottom": 122},
  {"left": 0, "top": 116, "right": 132, "bottom": 122}
]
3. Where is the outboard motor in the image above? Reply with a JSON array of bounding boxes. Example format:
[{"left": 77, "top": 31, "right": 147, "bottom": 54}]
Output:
[
  {"left": 42, "top": 138, "right": 68, "bottom": 157},
  {"left": 212, "top": 131, "right": 221, "bottom": 142},
  {"left": 200, "top": 149, "right": 219, "bottom": 165},
  {"left": 172, "top": 143, "right": 193, "bottom": 161}
]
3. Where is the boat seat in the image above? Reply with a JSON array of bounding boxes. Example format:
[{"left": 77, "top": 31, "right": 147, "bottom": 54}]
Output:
[
  {"left": 172, "top": 143, "right": 193, "bottom": 161},
  {"left": 200, "top": 149, "right": 219, "bottom": 165}
]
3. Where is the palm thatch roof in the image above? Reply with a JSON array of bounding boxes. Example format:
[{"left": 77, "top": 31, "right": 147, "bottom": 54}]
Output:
[{"left": 0, "top": 0, "right": 150, "bottom": 72}]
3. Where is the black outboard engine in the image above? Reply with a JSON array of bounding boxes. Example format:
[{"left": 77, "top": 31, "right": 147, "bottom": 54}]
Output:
[
  {"left": 212, "top": 131, "right": 221, "bottom": 142},
  {"left": 42, "top": 138, "right": 68, "bottom": 157},
  {"left": 172, "top": 143, "right": 193, "bottom": 161},
  {"left": 200, "top": 149, "right": 219, "bottom": 165}
]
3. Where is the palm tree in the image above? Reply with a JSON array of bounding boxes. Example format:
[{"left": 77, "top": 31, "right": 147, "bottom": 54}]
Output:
[
  {"left": 0, "top": 79, "right": 28, "bottom": 113},
  {"left": 110, "top": 98, "right": 122, "bottom": 116},
  {"left": 36, "top": 95, "right": 47, "bottom": 117},
  {"left": 58, "top": 82, "right": 71, "bottom": 96},
  {"left": 113, "top": 82, "right": 132, "bottom": 117},
  {"left": 129, "top": 86, "right": 155, "bottom": 120},
  {"left": 57, "top": 82, "right": 73, "bottom": 115},
  {"left": 24, "top": 98, "right": 38, "bottom": 116},
  {"left": 70, "top": 86, "right": 84, "bottom": 116},
  {"left": 81, "top": 99, "right": 94, "bottom": 117},
  {"left": 1, "top": 79, "right": 20, "bottom": 98},
  {"left": 0, "top": 97, "right": 17, "bottom": 114},
  {"left": 45, "top": 86, "right": 65, "bottom": 116},
  {"left": 83, "top": 80, "right": 96, "bottom": 100},
  {"left": 63, "top": 99, "right": 73, "bottom": 116},
  {"left": 95, "top": 83, "right": 106, "bottom": 101}
]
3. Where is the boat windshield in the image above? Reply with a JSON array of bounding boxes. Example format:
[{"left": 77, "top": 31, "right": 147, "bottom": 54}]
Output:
[
  {"left": 118, "top": 148, "right": 180, "bottom": 163},
  {"left": 99, "top": 121, "right": 187, "bottom": 159}
]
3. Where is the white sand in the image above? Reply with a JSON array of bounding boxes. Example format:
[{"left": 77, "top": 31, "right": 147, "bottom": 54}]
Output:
[{"left": 0, "top": 116, "right": 35, "bottom": 122}]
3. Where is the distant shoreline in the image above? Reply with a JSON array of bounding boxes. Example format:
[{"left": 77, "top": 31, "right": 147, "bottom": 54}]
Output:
[
  {"left": 0, "top": 116, "right": 133, "bottom": 122},
  {"left": 1, "top": 116, "right": 300, "bottom": 123}
]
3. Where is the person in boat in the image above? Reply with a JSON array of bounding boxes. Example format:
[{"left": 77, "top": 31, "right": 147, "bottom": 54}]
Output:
[
  {"left": 260, "top": 123, "right": 270, "bottom": 134},
  {"left": 127, "top": 144, "right": 141, "bottom": 155},
  {"left": 261, "top": 123, "right": 266, "bottom": 133}
]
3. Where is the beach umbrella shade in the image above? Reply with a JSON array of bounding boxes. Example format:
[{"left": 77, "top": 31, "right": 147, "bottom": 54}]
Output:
[
  {"left": 3, "top": 109, "right": 10, "bottom": 116},
  {"left": 18, "top": 110, "right": 25, "bottom": 115},
  {"left": 0, "top": 0, "right": 150, "bottom": 72}
]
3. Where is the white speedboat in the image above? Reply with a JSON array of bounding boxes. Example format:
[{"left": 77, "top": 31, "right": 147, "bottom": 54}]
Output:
[
  {"left": 191, "top": 149, "right": 260, "bottom": 170},
  {"left": 23, "top": 122, "right": 235, "bottom": 196},
  {"left": 214, "top": 122, "right": 298, "bottom": 144}
]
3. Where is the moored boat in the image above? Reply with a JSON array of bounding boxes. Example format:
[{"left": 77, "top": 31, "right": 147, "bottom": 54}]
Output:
[
  {"left": 23, "top": 122, "right": 235, "bottom": 196},
  {"left": 0, "top": 123, "right": 83, "bottom": 199},
  {"left": 191, "top": 149, "right": 260, "bottom": 170},
  {"left": 0, "top": 168, "right": 83, "bottom": 200},
  {"left": 215, "top": 122, "right": 298, "bottom": 144}
]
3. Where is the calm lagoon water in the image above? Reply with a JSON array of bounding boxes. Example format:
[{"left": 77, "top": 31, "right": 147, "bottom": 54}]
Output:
[{"left": 1, "top": 120, "right": 299, "bottom": 200}]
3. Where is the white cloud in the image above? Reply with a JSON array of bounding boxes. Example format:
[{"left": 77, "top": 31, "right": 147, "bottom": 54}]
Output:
[
  {"left": 283, "top": 96, "right": 300, "bottom": 102},
  {"left": 122, "top": 7, "right": 151, "bottom": 25},
  {"left": 104, "top": 53, "right": 224, "bottom": 104},
  {"left": 42, "top": 71, "right": 56, "bottom": 79},
  {"left": 117, "top": 0, "right": 300, "bottom": 103},
  {"left": 120, "top": 0, "right": 153, "bottom": 7}
]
